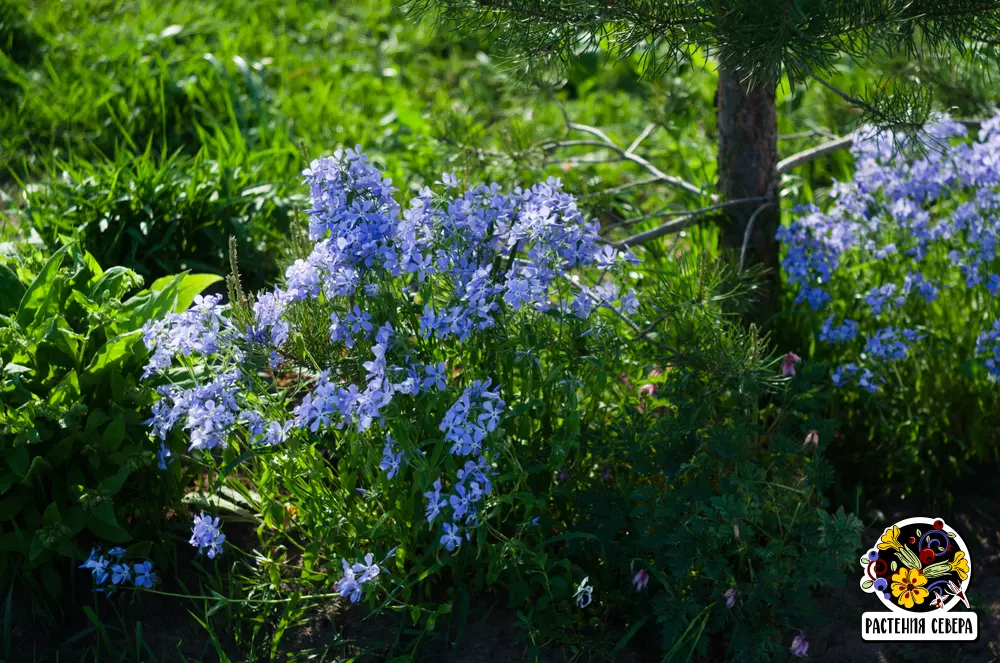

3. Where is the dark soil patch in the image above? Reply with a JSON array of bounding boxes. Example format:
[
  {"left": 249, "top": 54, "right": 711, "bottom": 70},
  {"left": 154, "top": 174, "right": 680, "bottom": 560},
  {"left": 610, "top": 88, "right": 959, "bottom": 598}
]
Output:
[{"left": 10, "top": 494, "right": 998, "bottom": 662}]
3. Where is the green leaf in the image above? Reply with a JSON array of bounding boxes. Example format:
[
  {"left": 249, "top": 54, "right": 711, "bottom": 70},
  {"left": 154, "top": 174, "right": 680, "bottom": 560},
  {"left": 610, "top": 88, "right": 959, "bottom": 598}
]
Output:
[
  {"left": 83, "top": 606, "right": 117, "bottom": 657},
  {"left": 85, "top": 331, "right": 141, "bottom": 378},
  {"left": 42, "top": 503, "right": 61, "bottom": 527},
  {"left": 101, "top": 415, "right": 126, "bottom": 450},
  {"left": 174, "top": 274, "right": 223, "bottom": 313},
  {"left": 148, "top": 274, "right": 176, "bottom": 293},
  {"left": 37, "top": 320, "right": 82, "bottom": 368},
  {"left": 181, "top": 492, "right": 252, "bottom": 519},
  {"left": 862, "top": 579, "right": 874, "bottom": 590},
  {"left": 100, "top": 471, "right": 129, "bottom": 497},
  {"left": 890, "top": 560, "right": 898, "bottom": 572},
  {"left": 16, "top": 243, "right": 71, "bottom": 328},
  {"left": 612, "top": 616, "right": 649, "bottom": 655},
  {"left": 0, "top": 264, "right": 25, "bottom": 315},
  {"left": 86, "top": 507, "right": 130, "bottom": 542},
  {"left": 5, "top": 447, "right": 29, "bottom": 479},
  {"left": 85, "top": 410, "right": 110, "bottom": 433},
  {"left": 118, "top": 274, "right": 182, "bottom": 333},
  {"left": 67, "top": 244, "right": 103, "bottom": 283},
  {"left": 63, "top": 506, "right": 87, "bottom": 534},
  {"left": 48, "top": 369, "right": 81, "bottom": 406},
  {"left": 0, "top": 494, "right": 25, "bottom": 522},
  {"left": 88, "top": 266, "right": 137, "bottom": 302}
]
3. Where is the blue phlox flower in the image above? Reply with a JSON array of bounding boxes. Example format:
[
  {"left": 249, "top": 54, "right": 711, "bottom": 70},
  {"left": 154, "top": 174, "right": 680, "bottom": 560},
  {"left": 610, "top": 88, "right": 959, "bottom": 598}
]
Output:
[
  {"left": 110, "top": 563, "right": 132, "bottom": 585},
  {"left": 133, "top": 561, "right": 156, "bottom": 589},
  {"left": 190, "top": 512, "right": 226, "bottom": 558},
  {"left": 441, "top": 522, "right": 462, "bottom": 552}
]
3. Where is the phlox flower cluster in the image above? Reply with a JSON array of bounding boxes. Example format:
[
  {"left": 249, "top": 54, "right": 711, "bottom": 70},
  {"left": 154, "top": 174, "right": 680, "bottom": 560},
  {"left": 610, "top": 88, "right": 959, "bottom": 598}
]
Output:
[
  {"left": 80, "top": 547, "right": 157, "bottom": 592},
  {"left": 142, "top": 294, "right": 233, "bottom": 378},
  {"left": 779, "top": 113, "right": 1000, "bottom": 388},
  {"left": 336, "top": 553, "right": 380, "bottom": 603},
  {"left": 423, "top": 380, "right": 504, "bottom": 550},
  {"left": 140, "top": 146, "right": 639, "bottom": 605},
  {"left": 145, "top": 370, "right": 243, "bottom": 451},
  {"left": 190, "top": 512, "right": 226, "bottom": 558},
  {"left": 977, "top": 320, "right": 1000, "bottom": 380}
]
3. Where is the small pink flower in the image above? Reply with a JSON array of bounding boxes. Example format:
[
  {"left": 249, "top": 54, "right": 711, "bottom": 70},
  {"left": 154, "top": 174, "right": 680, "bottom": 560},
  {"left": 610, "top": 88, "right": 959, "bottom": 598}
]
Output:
[
  {"left": 790, "top": 632, "right": 809, "bottom": 658},
  {"left": 724, "top": 588, "right": 737, "bottom": 609},
  {"left": 803, "top": 430, "right": 819, "bottom": 450},
  {"left": 632, "top": 569, "right": 649, "bottom": 591},
  {"left": 639, "top": 383, "right": 656, "bottom": 397},
  {"left": 781, "top": 352, "right": 802, "bottom": 377}
]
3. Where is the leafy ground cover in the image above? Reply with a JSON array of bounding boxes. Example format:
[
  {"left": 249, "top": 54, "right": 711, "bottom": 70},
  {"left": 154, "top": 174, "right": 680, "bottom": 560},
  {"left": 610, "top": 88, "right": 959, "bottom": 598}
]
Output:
[{"left": 2, "top": 0, "right": 1000, "bottom": 661}]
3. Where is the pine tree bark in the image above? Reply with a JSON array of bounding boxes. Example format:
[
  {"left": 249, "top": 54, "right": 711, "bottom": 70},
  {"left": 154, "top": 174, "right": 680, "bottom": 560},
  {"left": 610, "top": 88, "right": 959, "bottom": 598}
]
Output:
[{"left": 716, "top": 64, "right": 780, "bottom": 321}]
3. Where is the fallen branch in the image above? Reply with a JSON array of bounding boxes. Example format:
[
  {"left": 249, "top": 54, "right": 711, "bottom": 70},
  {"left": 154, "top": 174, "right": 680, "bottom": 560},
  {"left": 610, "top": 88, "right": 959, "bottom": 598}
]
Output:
[
  {"left": 610, "top": 196, "right": 771, "bottom": 247},
  {"left": 777, "top": 118, "right": 985, "bottom": 174},
  {"left": 776, "top": 136, "right": 854, "bottom": 174},
  {"left": 739, "top": 202, "right": 775, "bottom": 273},
  {"left": 546, "top": 89, "right": 713, "bottom": 201}
]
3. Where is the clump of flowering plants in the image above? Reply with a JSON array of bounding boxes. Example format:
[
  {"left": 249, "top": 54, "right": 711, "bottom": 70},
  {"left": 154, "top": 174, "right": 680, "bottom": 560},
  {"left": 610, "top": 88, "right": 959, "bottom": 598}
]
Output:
[
  {"left": 140, "top": 147, "right": 643, "bottom": 636},
  {"left": 779, "top": 114, "right": 1000, "bottom": 492}
]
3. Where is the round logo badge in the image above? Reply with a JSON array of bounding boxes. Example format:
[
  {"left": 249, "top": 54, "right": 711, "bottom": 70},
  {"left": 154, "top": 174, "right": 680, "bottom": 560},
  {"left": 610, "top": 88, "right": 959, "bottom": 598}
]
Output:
[{"left": 860, "top": 516, "right": 972, "bottom": 613}]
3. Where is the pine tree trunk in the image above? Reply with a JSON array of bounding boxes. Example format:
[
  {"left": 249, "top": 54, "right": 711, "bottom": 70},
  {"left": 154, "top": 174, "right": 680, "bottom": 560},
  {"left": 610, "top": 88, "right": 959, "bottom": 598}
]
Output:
[{"left": 717, "top": 65, "right": 780, "bottom": 321}]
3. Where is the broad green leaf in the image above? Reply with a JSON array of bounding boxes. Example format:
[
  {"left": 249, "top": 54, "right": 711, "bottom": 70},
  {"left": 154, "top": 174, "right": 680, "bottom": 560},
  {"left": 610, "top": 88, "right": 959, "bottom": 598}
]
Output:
[
  {"left": 86, "top": 506, "right": 130, "bottom": 542},
  {"left": 101, "top": 415, "right": 126, "bottom": 451},
  {"left": 5, "top": 447, "right": 28, "bottom": 479},
  {"left": 42, "top": 503, "right": 61, "bottom": 527},
  {"left": 48, "top": 369, "right": 80, "bottom": 407},
  {"left": 63, "top": 505, "right": 87, "bottom": 536},
  {"left": 0, "top": 494, "right": 24, "bottom": 522},
  {"left": 99, "top": 471, "right": 129, "bottom": 497},
  {"left": 85, "top": 331, "right": 141, "bottom": 379},
  {"left": 88, "top": 266, "right": 138, "bottom": 302},
  {"left": 16, "top": 243, "right": 71, "bottom": 328},
  {"left": 66, "top": 243, "right": 102, "bottom": 285},
  {"left": 174, "top": 273, "right": 223, "bottom": 312},
  {"left": 85, "top": 410, "right": 110, "bottom": 433},
  {"left": 182, "top": 492, "right": 253, "bottom": 518},
  {"left": 118, "top": 274, "right": 182, "bottom": 333},
  {"left": 0, "top": 264, "right": 25, "bottom": 315},
  {"left": 0, "top": 473, "right": 16, "bottom": 494},
  {"left": 148, "top": 273, "right": 182, "bottom": 293}
]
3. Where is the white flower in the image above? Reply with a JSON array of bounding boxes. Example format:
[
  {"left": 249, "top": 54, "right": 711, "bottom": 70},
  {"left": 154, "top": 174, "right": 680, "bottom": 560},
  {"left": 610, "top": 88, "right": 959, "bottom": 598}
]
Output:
[{"left": 573, "top": 576, "right": 594, "bottom": 608}]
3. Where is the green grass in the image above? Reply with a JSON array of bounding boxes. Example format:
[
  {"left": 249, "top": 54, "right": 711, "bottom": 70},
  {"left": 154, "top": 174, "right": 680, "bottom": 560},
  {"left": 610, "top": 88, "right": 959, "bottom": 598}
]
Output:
[{"left": 1, "top": 0, "right": 891, "bottom": 249}]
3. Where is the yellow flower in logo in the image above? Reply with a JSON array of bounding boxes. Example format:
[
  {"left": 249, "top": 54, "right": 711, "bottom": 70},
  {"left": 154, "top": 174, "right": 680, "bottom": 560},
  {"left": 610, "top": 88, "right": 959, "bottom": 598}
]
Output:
[
  {"left": 891, "top": 567, "right": 929, "bottom": 609},
  {"left": 949, "top": 551, "right": 969, "bottom": 581},
  {"left": 878, "top": 525, "right": 902, "bottom": 551}
]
